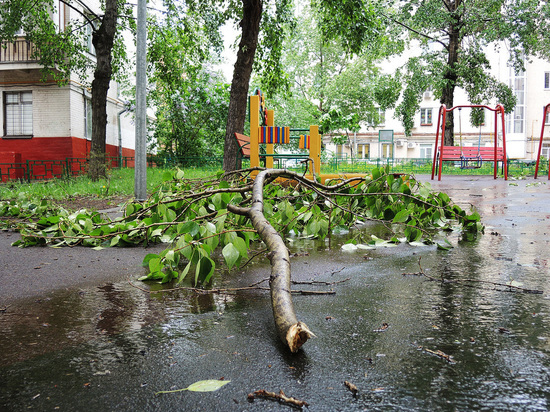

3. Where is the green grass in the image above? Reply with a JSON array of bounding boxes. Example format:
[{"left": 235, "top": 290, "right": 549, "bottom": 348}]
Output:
[
  {"left": 0, "top": 167, "right": 221, "bottom": 201},
  {"left": 321, "top": 158, "right": 548, "bottom": 178}
]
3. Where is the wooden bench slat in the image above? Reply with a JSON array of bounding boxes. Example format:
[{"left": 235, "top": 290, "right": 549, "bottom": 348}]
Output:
[
  {"left": 234, "top": 133, "right": 251, "bottom": 157},
  {"left": 438, "top": 146, "right": 505, "bottom": 161}
]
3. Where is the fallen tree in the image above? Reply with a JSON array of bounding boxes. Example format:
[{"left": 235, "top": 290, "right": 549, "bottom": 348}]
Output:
[
  {"left": 228, "top": 169, "right": 316, "bottom": 352},
  {"left": 1, "top": 166, "right": 483, "bottom": 352}
]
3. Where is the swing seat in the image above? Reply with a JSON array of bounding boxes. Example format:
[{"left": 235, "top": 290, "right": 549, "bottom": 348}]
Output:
[{"left": 460, "top": 154, "right": 482, "bottom": 169}]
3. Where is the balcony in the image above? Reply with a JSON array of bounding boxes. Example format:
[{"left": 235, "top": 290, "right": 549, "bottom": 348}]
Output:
[{"left": 0, "top": 39, "right": 38, "bottom": 63}]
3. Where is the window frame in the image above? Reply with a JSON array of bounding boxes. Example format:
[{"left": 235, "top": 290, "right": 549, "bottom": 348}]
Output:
[
  {"left": 3, "top": 91, "right": 33, "bottom": 138},
  {"left": 420, "top": 108, "right": 433, "bottom": 126},
  {"left": 367, "top": 108, "right": 386, "bottom": 127},
  {"left": 545, "top": 72, "right": 550, "bottom": 90},
  {"left": 419, "top": 143, "right": 433, "bottom": 159},
  {"left": 84, "top": 97, "right": 93, "bottom": 140}
]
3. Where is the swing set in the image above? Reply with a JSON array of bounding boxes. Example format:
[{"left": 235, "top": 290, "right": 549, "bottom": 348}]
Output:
[
  {"left": 431, "top": 104, "right": 508, "bottom": 181},
  {"left": 534, "top": 103, "right": 550, "bottom": 179}
]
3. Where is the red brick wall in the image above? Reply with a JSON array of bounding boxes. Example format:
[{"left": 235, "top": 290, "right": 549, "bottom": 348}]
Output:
[{"left": 0, "top": 136, "right": 135, "bottom": 180}]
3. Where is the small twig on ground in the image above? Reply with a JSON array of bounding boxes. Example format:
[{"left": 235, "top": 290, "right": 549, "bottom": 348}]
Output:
[
  {"left": 248, "top": 389, "right": 309, "bottom": 408},
  {"left": 330, "top": 267, "right": 345, "bottom": 276},
  {"left": 292, "top": 277, "right": 351, "bottom": 286},
  {"left": 416, "top": 345, "right": 456, "bottom": 364},
  {"left": 128, "top": 279, "right": 336, "bottom": 296}
]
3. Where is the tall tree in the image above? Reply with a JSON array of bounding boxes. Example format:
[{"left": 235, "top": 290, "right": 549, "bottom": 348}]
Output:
[
  {"left": 221, "top": 0, "right": 294, "bottom": 172},
  {"left": 147, "top": 1, "right": 229, "bottom": 161},
  {"left": 268, "top": 1, "right": 389, "bottom": 155},
  {"left": 314, "top": 0, "right": 550, "bottom": 145},
  {"left": 223, "top": 0, "right": 263, "bottom": 172},
  {"left": 0, "top": 0, "right": 131, "bottom": 179},
  {"left": 88, "top": 0, "right": 123, "bottom": 179}
]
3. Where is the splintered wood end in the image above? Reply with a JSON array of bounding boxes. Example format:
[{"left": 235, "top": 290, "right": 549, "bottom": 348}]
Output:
[{"left": 286, "top": 321, "right": 315, "bottom": 353}]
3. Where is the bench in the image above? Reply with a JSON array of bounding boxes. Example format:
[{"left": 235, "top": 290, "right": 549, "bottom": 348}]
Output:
[
  {"left": 234, "top": 133, "right": 252, "bottom": 162},
  {"left": 437, "top": 146, "right": 505, "bottom": 162},
  {"left": 234, "top": 132, "right": 310, "bottom": 170},
  {"left": 433, "top": 145, "right": 508, "bottom": 179}
]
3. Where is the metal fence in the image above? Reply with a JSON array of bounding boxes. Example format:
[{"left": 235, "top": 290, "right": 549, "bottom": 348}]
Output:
[
  {"left": 0, "top": 155, "right": 547, "bottom": 183},
  {"left": 0, "top": 155, "right": 226, "bottom": 183}
]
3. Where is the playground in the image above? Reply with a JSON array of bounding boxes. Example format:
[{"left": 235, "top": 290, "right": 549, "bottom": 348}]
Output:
[{"left": 233, "top": 91, "right": 549, "bottom": 184}]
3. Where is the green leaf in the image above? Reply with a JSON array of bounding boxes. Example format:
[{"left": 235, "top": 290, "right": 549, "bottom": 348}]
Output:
[
  {"left": 195, "top": 256, "right": 215, "bottom": 284},
  {"left": 110, "top": 235, "right": 120, "bottom": 247},
  {"left": 436, "top": 242, "right": 451, "bottom": 251},
  {"left": 222, "top": 243, "right": 240, "bottom": 269},
  {"left": 181, "top": 221, "right": 200, "bottom": 238},
  {"left": 232, "top": 236, "right": 248, "bottom": 258},
  {"left": 393, "top": 209, "right": 410, "bottom": 223},
  {"left": 177, "top": 261, "right": 192, "bottom": 284},
  {"left": 162, "top": 170, "right": 173, "bottom": 181},
  {"left": 175, "top": 169, "right": 185, "bottom": 180},
  {"left": 149, "top": 257, "right": 162, "bottom": 273},
  {"left": 142, "top": 253, "right": 159, "bottom": 267}
]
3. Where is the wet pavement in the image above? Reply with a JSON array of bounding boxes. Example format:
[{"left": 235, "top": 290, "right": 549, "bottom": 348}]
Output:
[{"left": 0, "top": 175, "right": 549, "bottom": 411}]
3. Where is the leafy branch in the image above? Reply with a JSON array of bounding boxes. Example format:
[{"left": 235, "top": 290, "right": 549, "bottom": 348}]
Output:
[{"left": 1, "top": 166, "right": 483, "bottom": 287}]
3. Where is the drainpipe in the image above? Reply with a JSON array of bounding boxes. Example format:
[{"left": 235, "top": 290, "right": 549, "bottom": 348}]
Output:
[{"left": 117, "top": 104, "right": 130, "bottom": 168}]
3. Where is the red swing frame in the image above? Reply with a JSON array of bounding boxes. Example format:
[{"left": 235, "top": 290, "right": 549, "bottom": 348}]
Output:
[
  {"left": 534, "top": 103, "right": 550, "bottom": 179},
  {"left": 431, "top": 104, "right": 508, "bottom": 181}
]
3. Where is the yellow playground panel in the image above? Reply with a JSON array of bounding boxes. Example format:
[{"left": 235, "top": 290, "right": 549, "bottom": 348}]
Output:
[
  {"left": 248, "top": 93, "right": 321, "bottom": 177},
  {"left": 248, "top": 91, "right": 374, "bottom": 184}
]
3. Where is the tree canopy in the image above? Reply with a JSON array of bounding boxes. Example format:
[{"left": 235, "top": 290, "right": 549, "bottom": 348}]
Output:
[{"left": 313, "top": 0, "right": 550, "bottom": 144}]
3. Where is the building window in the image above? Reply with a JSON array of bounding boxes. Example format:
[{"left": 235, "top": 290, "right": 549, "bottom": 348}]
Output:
[
  {"left": 84, "top": 97, "right": 93, "bottom": 140},
  {"left": 367, "top": 108, "right": 386, "bottom": 127},
  {"left": 357, "top": 144, "right": 370, "bottom": 159},
  {"left": 507, "top": 70, "right": 525, "bottom": 134},
  {"left": 3, "top": 91, "right": 33, "bottom": 137},
  {"left": 85, "top": 17, "right": 96, "bottom": 55},
  {"left": 420, "top": 108, "right": 432, "bottom": 126},
  {"left": 419, "top": 144, "right": 432, "bottom": 159},
  {"left": 381, "top": 143, "right": 393, "bottom": 159},
  {"left": 542, "top": 143, "right": 550, "bottom": 159},
  {"left": 545, "top": 72, "right": 550, "bottom": 90},
  {"left": 545, "top": 109, "right": 550, "bottom": 125}
]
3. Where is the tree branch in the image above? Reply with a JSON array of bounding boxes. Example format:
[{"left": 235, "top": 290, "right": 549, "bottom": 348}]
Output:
[{"left": 381, "top": 12, "right": 448, "bottom": 51}]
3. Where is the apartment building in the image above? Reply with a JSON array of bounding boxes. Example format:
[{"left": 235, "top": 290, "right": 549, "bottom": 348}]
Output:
[
  {"left": 0, "top": 1, "right": 135, "bottom": 180},
  {"left": 325, "top": 47, "right": 550, "bottom": 162}
]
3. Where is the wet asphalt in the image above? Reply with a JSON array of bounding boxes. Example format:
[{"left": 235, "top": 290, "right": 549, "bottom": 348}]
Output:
[{"left": 1, "top": 174, "right": 549, "bottom": 411}]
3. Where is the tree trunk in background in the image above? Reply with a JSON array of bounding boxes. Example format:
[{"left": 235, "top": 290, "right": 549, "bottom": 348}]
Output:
[
  {"left": 222, "top": 0, "right": 262, "bottom": 172},
  {"left": 89, "top": 0, "right": 118, "bottom": 180},
  {"left": 440, "top": 0, "right": 461, "bottom": 147}
]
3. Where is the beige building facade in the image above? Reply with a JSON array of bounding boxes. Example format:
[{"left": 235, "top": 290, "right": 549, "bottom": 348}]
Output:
[{"left": 325, "top": 45, "right": 550, "bottom": 162}]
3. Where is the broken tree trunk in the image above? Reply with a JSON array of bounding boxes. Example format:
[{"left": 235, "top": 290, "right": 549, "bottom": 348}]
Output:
[{"left": 228, "top": 169, "right": 314, "bottom": 352}]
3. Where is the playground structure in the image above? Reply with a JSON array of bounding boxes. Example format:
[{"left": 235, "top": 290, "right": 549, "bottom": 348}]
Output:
[
  {"left": 431, "top": 104, "right": 508, "bottom": 181},
  {"left": 534, "top": 103, "right": 550, "bottom": 179},
  {"left": 240, "top": 91, "right": 383, "bottom": 184},
  {"left": 248, "top": 91, "right": 321, "bottom": 178}
]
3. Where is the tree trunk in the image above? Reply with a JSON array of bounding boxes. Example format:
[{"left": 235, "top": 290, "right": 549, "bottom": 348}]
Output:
[
  {"left": 222, "top": 0, "right": 262, "bottom": 172},
  {"left": 89, "top": 0, "right": 118, "bottom": 180},
  {"left": 228, "top": 169, "right": 314, "bottom": 352},
  {"left": 440, "top": 1, "right": 462, "bottom": 147}
]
